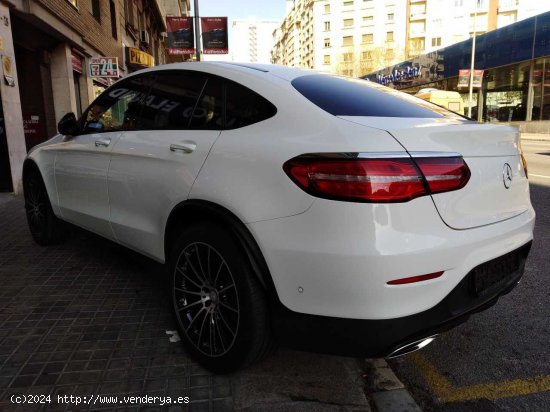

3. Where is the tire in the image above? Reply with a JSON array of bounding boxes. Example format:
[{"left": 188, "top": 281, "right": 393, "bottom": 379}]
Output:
[
  {"left": 169, "top": 222, "right": 272, "bottom": 373},
  {"left": 23, "top": 168, "right": 66, "bottom": 245}
]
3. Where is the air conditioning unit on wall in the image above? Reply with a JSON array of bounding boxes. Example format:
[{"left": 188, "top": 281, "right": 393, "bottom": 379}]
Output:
[{"left": 140, "top": 30, "right": 150, "bottom": 44}]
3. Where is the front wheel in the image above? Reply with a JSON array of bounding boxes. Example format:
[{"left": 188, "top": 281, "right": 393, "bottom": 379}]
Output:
[
  {"left": 23, "top": 169, "right": 66, "bottom": 245},
  {"left": 169, "top": 222, "right": 272, "bottom": 373}
]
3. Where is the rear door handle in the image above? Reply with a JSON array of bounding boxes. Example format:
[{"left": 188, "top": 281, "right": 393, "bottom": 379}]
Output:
[
  {"left": 170, "top": 141, "right": 196, "bottom": 154},
  {"left": 95, "top": 138, "right": 111, "bottom": 147}
]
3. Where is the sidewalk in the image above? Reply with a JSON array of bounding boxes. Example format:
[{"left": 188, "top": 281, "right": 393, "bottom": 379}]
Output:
[
  {"left": 0, "top": 195, "right": 397, "bottom": 411},
  {"left": 521, "top": 132, "right": 550, "bottom": 142}
]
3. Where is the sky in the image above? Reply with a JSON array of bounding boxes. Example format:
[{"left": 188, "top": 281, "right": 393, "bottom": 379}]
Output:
[{"left": 190, "top": 0, "right": 287, "bottom": 21}]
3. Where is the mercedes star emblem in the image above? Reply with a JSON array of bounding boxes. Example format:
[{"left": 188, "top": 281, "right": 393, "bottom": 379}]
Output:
[{"left": 503, "top": 163, "right": 513, "bottom": 189}]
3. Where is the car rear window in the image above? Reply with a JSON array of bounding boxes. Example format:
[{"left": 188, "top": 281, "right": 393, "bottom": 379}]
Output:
[{"left": 291, "top": 74, "right": 467, "bottom": 119}]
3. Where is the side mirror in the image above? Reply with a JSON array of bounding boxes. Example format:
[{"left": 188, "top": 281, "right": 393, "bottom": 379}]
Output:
[{"left": 58, "top": 112, "right": 79, "bottom": 136}]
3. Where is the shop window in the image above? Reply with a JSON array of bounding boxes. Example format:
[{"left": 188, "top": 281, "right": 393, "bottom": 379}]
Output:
[
  {"left": 483, "top": 62, "right": 530, "bottom": 122},
  {"left": 531, "top": 58, "right": 550, "bottom": 121}
]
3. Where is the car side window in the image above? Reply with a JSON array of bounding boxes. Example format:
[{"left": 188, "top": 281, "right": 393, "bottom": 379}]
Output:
[
  {"left": 140, "top": 71, "right": 208, "bottom": 130},
  {"left": 189, "top": 76, "right": 224, "bottom": 130},
  {"left": 82, "top": 75, "right": 154, "bottom": 133},
  {"left": 225, "top": 81, "right": 277, "bottom": 129}
]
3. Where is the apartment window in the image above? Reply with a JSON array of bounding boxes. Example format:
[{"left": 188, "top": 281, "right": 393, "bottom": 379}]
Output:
[
  {"left": 343, "top": 18, "right": 354, "bottom": 28},
  {"left": 344, "top": 0, "right": 354, "bottom": 5},
  {"left": 109, "top": 0, "right": 117, "bottom": 38},
  {"left": 124, "top": 0, "right": 135, "bottom": 27},
  {"left": 362, "top": 33, "right": 373, "bottom": 43},
  {"left": 90, "top": 0, "right": 100, "bottom": 21},
  {"left": 343, "top": 36, "right": 353, "bottom": 46},
  {"left": 387, "top": 13, "right": 394, "bottom": 21},
  {"left": 361, "top": 51, "right": 372, "bottom": 60},
  {"left": 454, "top": 0, "right": 463, "bottom": 6},
  {"left": 363, "top": 0, "right": 374, "bottom": 6},
  {"left": 432, "top": 37, "right": 441, "bottom": 47},
  {"left": 324, "top": 4, "right": 330, "bottom": 13},
  {"left": 324, "top": 21, "right": 331, "bottom": 31},
  {"left": 324, "top": 55, "right": 331, "bottom": 65},
  {"left": 385, "top": 49, "right": 394, "bottom": 59},
  {"left": 324, "top": 38, "right": 331, "bottom": 47},
  {"left": 363, "top": 16, "right": 373, "bottom": 24},
  {"left": 343, "top": 52, "right": 354, "bottom": 62},
  {"left": 386, "top": 31, "right": 394, "bottom": 42}
]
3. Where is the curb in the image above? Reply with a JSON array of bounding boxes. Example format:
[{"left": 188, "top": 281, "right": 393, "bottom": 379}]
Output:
[{"left": 364, "top": 359, "right": 422, "bottom": 412}]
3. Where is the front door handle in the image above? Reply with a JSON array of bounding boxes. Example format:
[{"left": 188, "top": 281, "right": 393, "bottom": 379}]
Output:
[
  {"left": 170, "top": 141, "right": 196, "bottom": 154},
  {"left": 95, "top": 138, "right": 111, "bottom": 147}
]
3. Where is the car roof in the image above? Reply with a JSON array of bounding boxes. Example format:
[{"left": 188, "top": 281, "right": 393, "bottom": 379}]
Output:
[{"left": 138, "top": 61, "right": 323, "bottom": 83}]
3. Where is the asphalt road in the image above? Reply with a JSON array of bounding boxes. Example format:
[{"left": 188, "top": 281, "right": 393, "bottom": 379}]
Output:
[{"left": 388, "top": 139, "right": 550, "bottom": 411}]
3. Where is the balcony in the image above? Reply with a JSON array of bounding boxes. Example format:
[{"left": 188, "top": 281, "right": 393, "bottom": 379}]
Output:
[
  {"left": 409, "top": 13, "right": 426, "bottom": 21},
  {"left": 498, "top": 0, "right": 519, "bottom": 13}
]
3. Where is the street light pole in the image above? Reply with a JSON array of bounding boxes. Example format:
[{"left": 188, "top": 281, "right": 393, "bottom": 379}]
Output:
[
  {"left": 467, "top": 0, "right": 479, "bottom": 118},
  {"left": 194, "top": 0, "right": 201, "bottom": 61}
]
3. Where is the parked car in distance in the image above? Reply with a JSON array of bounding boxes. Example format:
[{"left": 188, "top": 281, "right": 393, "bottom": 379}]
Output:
[
  {"left": 23, "top": 63, "right": 535, "bottom": 372},
  {"left": 415, "top": 88, "right": 465, "bottom": 115}
]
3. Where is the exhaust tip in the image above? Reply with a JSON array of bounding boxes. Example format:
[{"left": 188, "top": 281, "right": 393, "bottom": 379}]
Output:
[{"left": 386, "top": 335, "right": 438, "bottom": 359}]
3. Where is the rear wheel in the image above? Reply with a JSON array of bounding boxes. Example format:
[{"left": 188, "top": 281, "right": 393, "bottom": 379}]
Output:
[
  {"left": 169, "top": 222, "right": 272, "bottom": 373},
  {"left": 23, "top": 169, "right": 65, "bottom": 245}
]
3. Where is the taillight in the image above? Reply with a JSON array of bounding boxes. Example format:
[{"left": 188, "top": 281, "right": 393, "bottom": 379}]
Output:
[
  {"left": 283, "top": 154, "right": 470, "bottom": 203},
  {"left": 414, "top": 157, "right": 471, "bottom": 194}
]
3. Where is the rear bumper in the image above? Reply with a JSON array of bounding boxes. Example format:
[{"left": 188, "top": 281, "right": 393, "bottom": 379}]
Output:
[{"left": 272, "top": 241, "right": 532, "bottom": 358}]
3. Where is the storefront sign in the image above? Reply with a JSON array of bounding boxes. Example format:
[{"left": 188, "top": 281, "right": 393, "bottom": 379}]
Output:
[
  {"left": 71, "top": 52, "right": 83, "bottom": 74},
  {"left": 89, "top": 57, "right": 119, "bottom": 77},
  {"left": 458, "top": 69, "right": 484, "bottom": 88},
  {"left": 201, "top": 17, "right": 228, "bottom": 54},
  {"left": 167, "top": 17, "right": 194, "bottom": 55},
  {"left": 377, "top": 66, "right": 422, "bottom": 86},
  {"left": 126, "top": 47, "right": 155, "bottom": 67}
]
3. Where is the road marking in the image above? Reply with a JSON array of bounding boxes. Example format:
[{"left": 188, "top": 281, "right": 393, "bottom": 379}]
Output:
[
  {"left": 530, "top": 173, "right": 550, "bottom": 180},
  {"left": 408, "top": 352, "right": 550, "bottom": 402}
]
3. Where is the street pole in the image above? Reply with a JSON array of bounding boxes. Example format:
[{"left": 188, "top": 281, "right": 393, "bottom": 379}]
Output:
[
  {"left": 194, "top": 0, "right": 201, "bottom": 61},
  {"left": 468, "top": 0, "right": 478, "bottom": 118}
]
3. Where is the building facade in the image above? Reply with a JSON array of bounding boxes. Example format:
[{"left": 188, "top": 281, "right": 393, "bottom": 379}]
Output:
[
  {"left": 231, "top": 18, "right": 280, "bottom": 64},
  {"left": 272, "top": 0, "right": 549, "bottom": 76},
  {"left": 406, "top": 0, "right": 549, "bottom": 58},
  {"left": 365, "top": 11, "right": 550, "bottom": 128},
  {"left": 0, "top": 0, "right": 187, "bottom": 194}
]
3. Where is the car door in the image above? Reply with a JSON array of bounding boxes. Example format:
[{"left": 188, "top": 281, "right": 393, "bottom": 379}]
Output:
[
  {"left": 55, "top": 74, "right": 154, "bottom": 239},
  {"left": 108, "top": 70, "right": 223, "bottom": 260}
]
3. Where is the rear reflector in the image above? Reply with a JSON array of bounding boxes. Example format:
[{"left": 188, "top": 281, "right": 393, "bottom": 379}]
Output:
[
  {"left": 283, "top": 154, "right": 470, "bottom": 203},
  {"left": 387, "top": 271, "right": 444, "bottom": 285}
]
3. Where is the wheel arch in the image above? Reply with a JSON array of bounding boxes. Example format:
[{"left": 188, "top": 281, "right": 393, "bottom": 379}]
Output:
[{"left": 164, "top": 199, "right": 278, "bottom": 300}]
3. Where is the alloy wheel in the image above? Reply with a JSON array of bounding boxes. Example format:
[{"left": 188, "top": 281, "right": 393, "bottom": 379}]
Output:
[{"left": 173, "top": 242, "right": 240, "bottom": 357}]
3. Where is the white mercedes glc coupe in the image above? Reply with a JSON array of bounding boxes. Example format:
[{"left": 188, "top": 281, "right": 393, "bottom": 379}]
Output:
[{"left": 23, "top": 63, "right": 535, "bottom": 372}]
